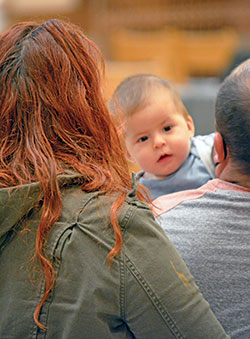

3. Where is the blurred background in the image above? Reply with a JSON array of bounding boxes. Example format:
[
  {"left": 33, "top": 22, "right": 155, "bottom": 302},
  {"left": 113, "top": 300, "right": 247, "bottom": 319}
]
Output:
[{"left": 2, "top": 0, "right": 250, "bottom": 135}]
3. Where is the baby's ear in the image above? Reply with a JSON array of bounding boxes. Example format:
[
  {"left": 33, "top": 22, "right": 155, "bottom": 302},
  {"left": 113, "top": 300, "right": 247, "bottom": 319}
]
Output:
[
  {"left": 125, "top": 149, "right": 133, "bottom": 162},
  {"left": 125, "top": 151, "right": 141, "bottom": 173},
  {"left": 186, "top": 115, "right": 195, "bottom": 138}
]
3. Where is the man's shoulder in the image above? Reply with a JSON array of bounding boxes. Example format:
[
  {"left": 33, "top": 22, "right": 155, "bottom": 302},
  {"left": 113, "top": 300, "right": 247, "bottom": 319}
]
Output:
[
  {"left": 153, "top": 178, "right": 250, "bottom": 217},
  {"left": 153, "top": 180, "right": 217, "bottom": 217}
]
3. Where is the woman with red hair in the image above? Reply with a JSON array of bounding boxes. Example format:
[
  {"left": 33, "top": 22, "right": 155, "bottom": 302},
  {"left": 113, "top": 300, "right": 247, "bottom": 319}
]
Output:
[{"left": 0, "top": 19, "right": 228, "bottom": 338}]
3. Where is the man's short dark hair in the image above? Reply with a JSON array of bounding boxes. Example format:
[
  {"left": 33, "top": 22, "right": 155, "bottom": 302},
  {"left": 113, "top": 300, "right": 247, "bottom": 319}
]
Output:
[{"left": 215, "top": 59, "right": 250, "bottom": 175}]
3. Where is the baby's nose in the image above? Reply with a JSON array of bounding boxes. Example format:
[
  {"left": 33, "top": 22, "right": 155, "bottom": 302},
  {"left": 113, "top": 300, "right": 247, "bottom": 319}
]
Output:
[{"left": 153, "top": 134, "right": 166, "bottom": 149}]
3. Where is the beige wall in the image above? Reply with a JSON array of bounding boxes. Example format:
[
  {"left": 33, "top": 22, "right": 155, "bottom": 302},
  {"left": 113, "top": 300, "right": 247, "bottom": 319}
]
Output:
[{"left": 6, "top": 0, "right": 80, "bottom": 14}]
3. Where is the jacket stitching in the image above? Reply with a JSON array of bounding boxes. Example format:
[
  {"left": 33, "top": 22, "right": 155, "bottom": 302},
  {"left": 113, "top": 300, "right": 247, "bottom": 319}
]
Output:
[
  {"left": 125, "top": 255, "right": 185, "bottom": 339},
  {"left": 119, "top": 250, "right": 126, "bottom": 320}
]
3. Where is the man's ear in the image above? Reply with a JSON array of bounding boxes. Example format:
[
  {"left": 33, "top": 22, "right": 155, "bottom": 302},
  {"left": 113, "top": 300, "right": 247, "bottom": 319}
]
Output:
[
  {"left": 186, "top": 115, "right": 195, "bottom": 138},
  {"left": 213, "top": 132, "right": 227, "bottom": 164}
]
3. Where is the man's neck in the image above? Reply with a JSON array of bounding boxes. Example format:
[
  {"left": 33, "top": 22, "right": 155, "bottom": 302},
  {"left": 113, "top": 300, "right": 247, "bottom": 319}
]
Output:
[{"left": 218, "top": 160, "right": 250, "bottom": 189}]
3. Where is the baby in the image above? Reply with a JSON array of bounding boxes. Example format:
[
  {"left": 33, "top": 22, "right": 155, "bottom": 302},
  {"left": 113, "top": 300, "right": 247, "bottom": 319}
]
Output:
[{"left": 109, "top": 74, "right": 215, "bottom": 199}]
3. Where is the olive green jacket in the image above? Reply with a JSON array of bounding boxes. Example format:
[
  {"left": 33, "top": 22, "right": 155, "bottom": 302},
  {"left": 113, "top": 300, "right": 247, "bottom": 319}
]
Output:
[{"left": 0, "top": 174, "right": 229, "bottom": 338}]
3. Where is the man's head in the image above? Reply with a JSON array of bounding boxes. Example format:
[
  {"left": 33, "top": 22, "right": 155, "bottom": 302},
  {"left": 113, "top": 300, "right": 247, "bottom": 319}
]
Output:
[{"left": 214, "top": 59, "right": 250, "bottom": 177}]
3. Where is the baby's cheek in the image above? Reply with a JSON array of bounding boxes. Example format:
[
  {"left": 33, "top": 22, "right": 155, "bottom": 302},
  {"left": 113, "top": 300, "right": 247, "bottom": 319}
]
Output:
[{"left": 138, "top": 149, "right": 151, "bottom": 164}]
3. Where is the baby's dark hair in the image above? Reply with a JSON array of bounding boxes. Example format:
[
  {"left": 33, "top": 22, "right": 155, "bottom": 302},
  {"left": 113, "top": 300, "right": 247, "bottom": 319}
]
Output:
[
  {"left": 109, "top": 74, "right": 189, "bottom": 122},
  {"left": 215, "top": 59, "right": 250, "bottom": 175}
]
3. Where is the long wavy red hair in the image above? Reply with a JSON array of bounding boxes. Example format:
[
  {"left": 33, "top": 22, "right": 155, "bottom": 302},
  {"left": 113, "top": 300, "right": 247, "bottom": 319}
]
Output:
[{"left": 0, "top": 19, "right": 146, "bottom": 328}]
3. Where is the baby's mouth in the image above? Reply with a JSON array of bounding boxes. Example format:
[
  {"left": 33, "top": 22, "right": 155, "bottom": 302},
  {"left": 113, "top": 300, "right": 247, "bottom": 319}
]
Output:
[{"left": 157, "top": 153, "right": 170, "bottom": 162}]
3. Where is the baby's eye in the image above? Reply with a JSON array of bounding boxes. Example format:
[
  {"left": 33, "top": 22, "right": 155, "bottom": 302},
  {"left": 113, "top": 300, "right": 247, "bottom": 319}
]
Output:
[
  {"left": 138, "top": 136, "right": 148, "bottom": 143},
  {"left": 164, "top": 126, "right": 171, "bottom": 132}
]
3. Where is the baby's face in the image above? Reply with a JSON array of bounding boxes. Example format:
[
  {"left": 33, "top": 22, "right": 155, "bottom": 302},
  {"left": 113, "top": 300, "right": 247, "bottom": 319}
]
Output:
[{"left": 125, "top": 88, "right": 194, "bottom": 179}]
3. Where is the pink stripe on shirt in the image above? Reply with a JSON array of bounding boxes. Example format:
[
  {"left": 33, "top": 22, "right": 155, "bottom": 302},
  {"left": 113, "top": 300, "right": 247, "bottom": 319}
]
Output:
[{"left": 153, "top": 179, "right": 250, "bottom": 217}]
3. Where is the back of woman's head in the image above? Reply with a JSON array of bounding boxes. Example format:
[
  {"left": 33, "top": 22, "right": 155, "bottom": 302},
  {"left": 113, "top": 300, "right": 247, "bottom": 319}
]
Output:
[
  {"left": 0, "top": 20, "right": 137, "bottom": 327},
  {"left": 0, "top": 19, "right": 130, "bottom": 191}
]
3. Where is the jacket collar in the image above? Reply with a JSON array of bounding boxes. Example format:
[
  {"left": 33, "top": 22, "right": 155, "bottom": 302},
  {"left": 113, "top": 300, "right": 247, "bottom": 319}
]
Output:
[{"left": 0, "top": 173, "right": 84, "bottom": 243}]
